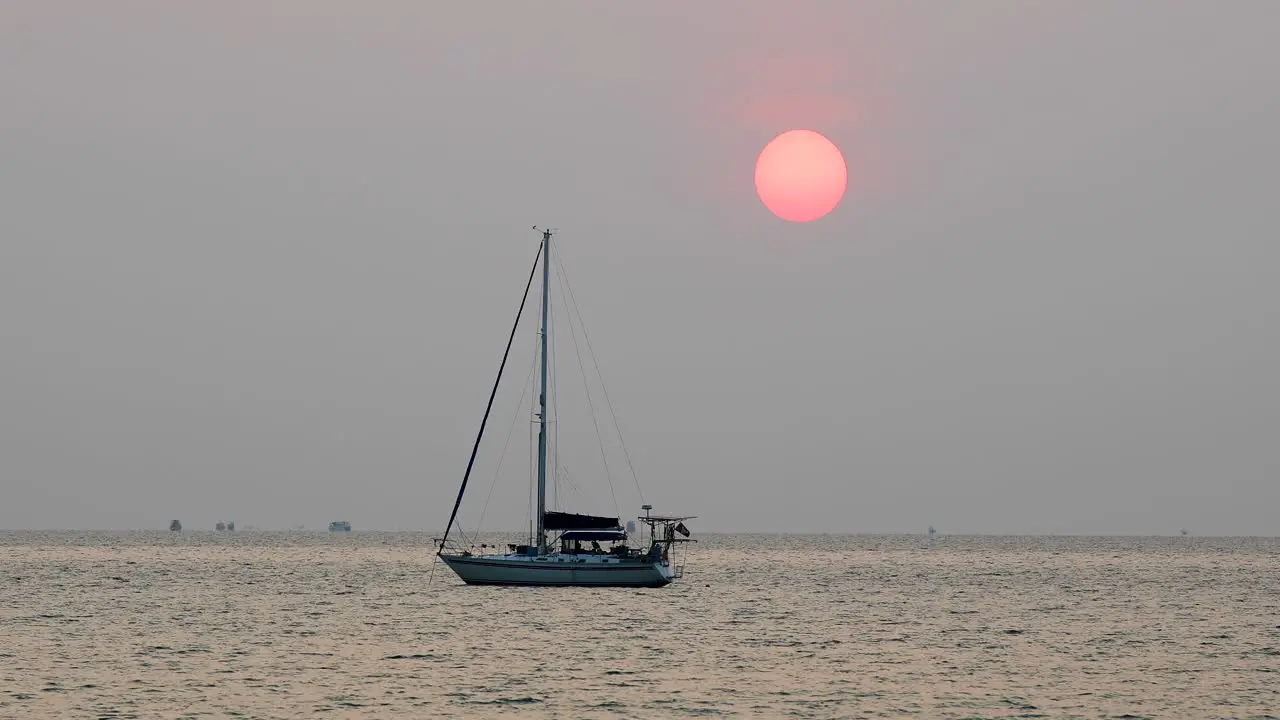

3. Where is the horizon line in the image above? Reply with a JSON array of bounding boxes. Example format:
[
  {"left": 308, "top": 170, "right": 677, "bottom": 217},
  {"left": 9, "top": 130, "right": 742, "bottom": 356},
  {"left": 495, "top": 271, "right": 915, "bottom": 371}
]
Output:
[{"left": 0, "top": 527, "right": 1274, "bottom": 539}]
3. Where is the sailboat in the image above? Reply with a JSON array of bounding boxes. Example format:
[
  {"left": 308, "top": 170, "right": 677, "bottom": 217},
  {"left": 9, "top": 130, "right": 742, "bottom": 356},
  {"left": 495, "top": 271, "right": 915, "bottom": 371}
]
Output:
[{"left": 436, "top": 228, "right": 694, "bottom": 587}]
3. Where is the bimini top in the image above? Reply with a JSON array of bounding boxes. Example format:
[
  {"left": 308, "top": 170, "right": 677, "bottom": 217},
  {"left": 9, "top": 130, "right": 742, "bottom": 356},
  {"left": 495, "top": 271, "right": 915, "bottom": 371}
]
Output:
[
  {"left": 544, "top": 511, "right": 620, "bottom": 530},
  {"left": 558, "top": 529, "right": 627, "bottom": 541}
]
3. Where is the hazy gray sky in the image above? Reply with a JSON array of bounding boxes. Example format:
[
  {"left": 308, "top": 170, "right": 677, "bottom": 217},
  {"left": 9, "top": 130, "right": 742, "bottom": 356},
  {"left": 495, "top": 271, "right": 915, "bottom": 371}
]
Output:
[{"left": 2, "top": 2, "right": 1277, "bottom": 534}]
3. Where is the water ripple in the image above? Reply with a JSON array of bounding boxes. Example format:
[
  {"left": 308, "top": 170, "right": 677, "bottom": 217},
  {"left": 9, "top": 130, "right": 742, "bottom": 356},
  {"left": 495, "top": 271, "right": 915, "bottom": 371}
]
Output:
[{"left": 0, "top": 531, "right": 1277, "bottom": 718}]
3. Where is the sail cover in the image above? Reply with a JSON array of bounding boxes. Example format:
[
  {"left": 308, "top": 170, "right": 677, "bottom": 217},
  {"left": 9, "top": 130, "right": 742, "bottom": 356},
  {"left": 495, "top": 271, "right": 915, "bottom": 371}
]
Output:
[{"left": 544, "top": 511, "right": 621, "bottom": 530}]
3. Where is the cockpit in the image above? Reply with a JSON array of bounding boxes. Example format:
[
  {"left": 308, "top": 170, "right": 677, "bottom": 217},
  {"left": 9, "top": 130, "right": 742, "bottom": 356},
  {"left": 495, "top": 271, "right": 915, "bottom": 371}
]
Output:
[{"left": 557, "top": 529, "right": 633, "bottom": 557}]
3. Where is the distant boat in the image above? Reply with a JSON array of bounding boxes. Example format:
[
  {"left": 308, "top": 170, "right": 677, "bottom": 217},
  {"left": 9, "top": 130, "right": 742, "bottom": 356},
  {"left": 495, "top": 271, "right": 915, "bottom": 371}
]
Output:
[
  {"left": 215, "top": 522, "right": 226, "bottom": 531},
  {"left": 329, "top": 521, "right": 351, "bottom": 532},
  {"left": 169, "top": 520, "right": 182, "bottom": 532},
  {"left": 436, "top": 228, "right": 694, "bottom": 588},
  {"left": 226, "top": 521, "right": 235, "bottom": 532},
  {"left": 928, "top": 525, "right": 937, "bottom": 537}
]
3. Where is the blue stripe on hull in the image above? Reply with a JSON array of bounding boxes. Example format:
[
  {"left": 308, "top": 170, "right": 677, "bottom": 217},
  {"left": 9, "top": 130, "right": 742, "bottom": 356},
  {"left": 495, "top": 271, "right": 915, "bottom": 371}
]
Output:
[
  {"left": 461, "top": 577, "right": 671, "bottom": 588},
  {"left": 447, "top": 559, "right": 654, "bottom": 571}
]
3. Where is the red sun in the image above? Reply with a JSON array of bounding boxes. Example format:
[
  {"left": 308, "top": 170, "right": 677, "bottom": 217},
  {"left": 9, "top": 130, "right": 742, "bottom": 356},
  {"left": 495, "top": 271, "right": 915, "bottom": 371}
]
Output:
[{"left": 754, "top": 129, "right": 847, "bottom": 223}]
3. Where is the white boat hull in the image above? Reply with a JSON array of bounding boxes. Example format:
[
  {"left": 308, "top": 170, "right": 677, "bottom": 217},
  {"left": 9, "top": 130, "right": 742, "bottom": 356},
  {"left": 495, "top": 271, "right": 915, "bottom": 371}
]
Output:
[{"left": 440, "top": 553, "right": 675, "bottom": 587}]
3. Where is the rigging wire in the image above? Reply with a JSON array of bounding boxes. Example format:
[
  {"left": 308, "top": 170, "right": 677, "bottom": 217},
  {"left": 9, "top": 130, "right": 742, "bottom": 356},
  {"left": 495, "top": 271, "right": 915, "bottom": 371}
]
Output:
[
  {"left": 469, "top": 341, "right": 539, "bottom": 547},
  {"left": 550, "top": 280, "right": 560, "bottom": 511},
  {"left": 528, "top": 383, "right": 535, "bottom": 545},
  {"left": 437, "top": 240, "right": 543, "bottom": 553},
  {"left": 552, "top": 244, "right": 647, "bottom": 506},
  {"left": 559, "top": 464, "right": 586, "bottom": 502},
  {"left": 552, "top": 248, "right": 621, "bottom": 521}
]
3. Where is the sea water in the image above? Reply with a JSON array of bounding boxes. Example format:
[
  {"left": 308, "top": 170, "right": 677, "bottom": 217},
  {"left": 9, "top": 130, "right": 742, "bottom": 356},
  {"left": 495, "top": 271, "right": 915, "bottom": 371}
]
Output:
[{"left": 2, "top": 531, "right": 1277, "bottom": 718}]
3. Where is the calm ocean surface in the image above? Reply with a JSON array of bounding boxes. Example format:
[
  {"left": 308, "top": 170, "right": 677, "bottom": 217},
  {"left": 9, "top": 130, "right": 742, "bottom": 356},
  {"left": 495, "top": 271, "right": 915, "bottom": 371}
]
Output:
[{"left": 2, "top": 531, "right": 1277, "bottom": 719}]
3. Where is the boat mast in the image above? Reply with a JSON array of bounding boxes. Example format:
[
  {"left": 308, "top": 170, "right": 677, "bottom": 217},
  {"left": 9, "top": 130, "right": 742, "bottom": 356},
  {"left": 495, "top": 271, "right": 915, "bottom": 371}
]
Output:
[{"left": 536, "top": 227, "right": 553, "bottom": 553}]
